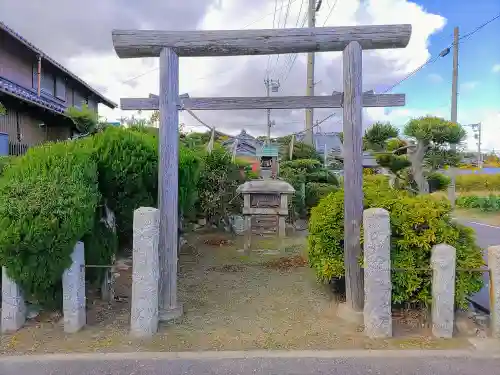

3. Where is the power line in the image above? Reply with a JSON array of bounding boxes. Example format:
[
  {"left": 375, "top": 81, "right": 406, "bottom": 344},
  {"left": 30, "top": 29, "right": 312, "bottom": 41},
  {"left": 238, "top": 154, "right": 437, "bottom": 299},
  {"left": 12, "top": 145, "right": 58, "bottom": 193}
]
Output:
[
  {"left": 122, "top": 0, "right": 301, "bottom": 85},
  {"left": 322, "top": 0, "right": 338, "bottom": 26},
  {"left": 458, "top": 12, "right": 500, "bottom": 40},
  {"left": 269, "top": 0, "right": 295, "bottom": 76},
  {"left": 266, "top": 0, "right": 280, "bottom": 75},
  {"left": 383, "top": 12, "right": 500, "bottom": 94},
  {"left": 280, "top": 9, "right": 308, "bottom": 82}
]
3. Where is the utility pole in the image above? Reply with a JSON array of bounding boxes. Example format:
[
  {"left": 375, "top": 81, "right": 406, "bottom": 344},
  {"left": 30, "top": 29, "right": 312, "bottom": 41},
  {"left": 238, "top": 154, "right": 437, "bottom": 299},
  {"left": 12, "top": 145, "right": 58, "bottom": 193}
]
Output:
[
  {"left": 304, "top": 0, "right": 321, "bottom": 146},
  {"left": 471, "top": 122, "right": 482, "bottom": 168},
  {"left": 477, "top": 122, "right": 482, "bottom": 168},
  {"left": 448, "top": 26, "right": 459, "bottom": 208},
  {"left": 264, "top": 77, "right": 279, "bottom": 143}
]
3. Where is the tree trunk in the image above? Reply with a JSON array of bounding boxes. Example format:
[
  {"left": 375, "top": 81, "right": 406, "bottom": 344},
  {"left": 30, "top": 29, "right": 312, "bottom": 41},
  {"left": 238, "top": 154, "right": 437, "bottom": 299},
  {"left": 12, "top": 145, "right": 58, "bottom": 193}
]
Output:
[{"left": 408, "top": 142, "right": 429, "bottom": 194}]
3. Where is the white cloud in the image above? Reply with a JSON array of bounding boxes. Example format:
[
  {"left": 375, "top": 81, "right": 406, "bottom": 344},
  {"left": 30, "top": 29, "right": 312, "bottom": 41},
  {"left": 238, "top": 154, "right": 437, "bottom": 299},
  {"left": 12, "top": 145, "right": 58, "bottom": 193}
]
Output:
[
  {"left": 492, "top": 64, "right": 500, "bottom": 73},
  {"left": 2, "top": 0, "right": 449, "bottom": 138},
  {"left": 427, "top": 73, "right": 443, "bottom": 83},
  {"left": 460, "top": 81, "right": 479, "bottom": 92}
]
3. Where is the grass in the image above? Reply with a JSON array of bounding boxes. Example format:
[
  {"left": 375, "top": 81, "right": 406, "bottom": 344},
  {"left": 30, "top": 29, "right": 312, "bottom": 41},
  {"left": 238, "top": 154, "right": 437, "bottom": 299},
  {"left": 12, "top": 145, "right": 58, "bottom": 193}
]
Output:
[
  {"left": 0, "top": 231, "right": 473, "bottom": 355},
  {"left": 431, "top": 190, "right": 500, "bottom": 226}
]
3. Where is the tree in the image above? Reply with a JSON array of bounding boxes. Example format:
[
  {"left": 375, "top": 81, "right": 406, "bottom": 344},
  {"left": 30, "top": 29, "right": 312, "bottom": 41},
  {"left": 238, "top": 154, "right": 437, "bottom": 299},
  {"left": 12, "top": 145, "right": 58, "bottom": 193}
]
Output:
[
  {"left": 276, "top": 136, "right": 322, "bottom": 161},
  {"left": 66, "top": 104, "right": 99, "bottom": 134},
  {"left": 367, "top": 116, "right": 465, "bottom": 194},
  {"left": 363, "top": 122, "right": 399, "bottom": 151},
  {"left": 0, "top": 102, "right": 6, "bottom": 116}
]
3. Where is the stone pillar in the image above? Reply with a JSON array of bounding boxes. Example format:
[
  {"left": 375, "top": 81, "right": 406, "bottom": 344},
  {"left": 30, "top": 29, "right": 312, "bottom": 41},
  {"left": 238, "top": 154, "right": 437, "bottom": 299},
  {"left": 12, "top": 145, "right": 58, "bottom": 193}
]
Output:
[
  {"left": 278, "top": 194, "right": 288, "bottom": 237},
  {"left": 488, "top": 245, "right": 500, "bottom": 338},
  {"left": 130, "top": 207, "right": 160, "bottom": 337},
  {"left": 363, "top": 208, "right": 392, "bottom": 338},
  {"left": 244, "top": 215, "right": 252, "bottom": 254},
  {"left": 62, "top": 241, "right": 86, "bottom": 333},
  {"left": 431, "top": 243, "right": 456, "bottom": 338},
  {"left": 243, "top": 194, "right": 252, "bottom": 253},
  {"left": 1, "top": 267, "right": 26, "bottom": 333}
]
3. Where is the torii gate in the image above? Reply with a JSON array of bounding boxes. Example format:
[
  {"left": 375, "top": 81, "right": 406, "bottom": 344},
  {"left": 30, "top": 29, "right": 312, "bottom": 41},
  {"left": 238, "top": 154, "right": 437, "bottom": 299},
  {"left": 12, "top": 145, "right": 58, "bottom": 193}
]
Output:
[{"left": 112, "top": 24, "right": 412, "bottom": 320}]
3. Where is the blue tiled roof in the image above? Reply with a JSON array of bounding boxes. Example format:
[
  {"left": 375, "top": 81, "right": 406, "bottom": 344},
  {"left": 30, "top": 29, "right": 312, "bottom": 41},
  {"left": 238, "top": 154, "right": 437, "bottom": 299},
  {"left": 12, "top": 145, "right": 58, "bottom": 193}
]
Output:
[{"left": 0, "top": 76, "right": 67, "bottom": 114}]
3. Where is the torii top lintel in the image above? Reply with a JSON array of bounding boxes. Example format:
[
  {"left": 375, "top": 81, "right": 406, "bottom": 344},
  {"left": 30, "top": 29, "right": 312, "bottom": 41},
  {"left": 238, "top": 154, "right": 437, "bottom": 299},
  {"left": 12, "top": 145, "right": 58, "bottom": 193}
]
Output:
[{"left": 111, "top": 24, "right": 412, "bottom": 58}]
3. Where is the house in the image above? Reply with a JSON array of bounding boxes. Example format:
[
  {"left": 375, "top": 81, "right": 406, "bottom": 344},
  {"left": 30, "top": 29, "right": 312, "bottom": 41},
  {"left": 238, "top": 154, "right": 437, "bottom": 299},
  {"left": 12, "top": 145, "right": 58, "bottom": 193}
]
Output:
[
  {"left": 297, "top": 131, "right": 379, "bottom": 168},
  {"left": 0, "top": 21, "right": 116, "bottom": 155},
  {"left": 221, "top": 129, "right": 263, "bottom": 163}
]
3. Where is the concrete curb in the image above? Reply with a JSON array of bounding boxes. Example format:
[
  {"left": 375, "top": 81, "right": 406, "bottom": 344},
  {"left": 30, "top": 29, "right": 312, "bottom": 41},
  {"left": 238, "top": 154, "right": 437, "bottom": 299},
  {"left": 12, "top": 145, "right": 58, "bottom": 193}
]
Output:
[{"left": 2, "top": 348, "right": 500, "bottom": 362}]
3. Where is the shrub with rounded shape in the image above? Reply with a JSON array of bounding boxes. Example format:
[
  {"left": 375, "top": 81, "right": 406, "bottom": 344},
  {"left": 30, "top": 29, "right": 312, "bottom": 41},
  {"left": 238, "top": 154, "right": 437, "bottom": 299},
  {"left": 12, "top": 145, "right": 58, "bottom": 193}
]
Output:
[
  {"left": 0, "top": 141, "right": 100, "bottom": 305},
  {"left": 86, "top": 127, "right": 158, "bottom": 245},
  {"left": 308, "top": 175, "right": 484, "bottom": 308},
  {"left": 87, "top": 126, "right": 200, "bottom": 245}
]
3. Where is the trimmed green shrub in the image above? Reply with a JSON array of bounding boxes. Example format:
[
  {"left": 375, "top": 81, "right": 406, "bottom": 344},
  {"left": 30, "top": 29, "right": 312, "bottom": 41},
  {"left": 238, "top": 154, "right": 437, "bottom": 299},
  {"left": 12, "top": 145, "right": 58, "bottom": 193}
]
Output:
[
  {"left": 308, "top": 175, "right": 484, "bottom": 308},
  {"left": 85, "top": 127, "right": 158, "bottom": 246},
  {"left": 0, "top": 141, "right": 100, "bottom": 305},
  {"left": 457, "top": 195, "right": 500, "bottom": 212},
  {"left": 305, "top": 182, "right": 337, "bottom": 211},
  {"left": 196, "top": 145, "right": 245, "bottom": 223},
  {"left": 427, "top": 171, "right": 451, "bottom": 193},
  {"left": 85, "top": 126, "right": 200, "bottom": 245}
]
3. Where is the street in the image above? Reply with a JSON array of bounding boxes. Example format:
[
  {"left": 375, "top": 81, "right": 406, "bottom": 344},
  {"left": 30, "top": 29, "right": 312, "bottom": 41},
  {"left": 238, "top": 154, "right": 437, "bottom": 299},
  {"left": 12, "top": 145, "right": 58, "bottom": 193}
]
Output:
[
  {"left": 457, "top": 219, "right": 500, "bottom": 311},
  {"left": 1, "top": 351, "right": 500, "bottom": 375}
]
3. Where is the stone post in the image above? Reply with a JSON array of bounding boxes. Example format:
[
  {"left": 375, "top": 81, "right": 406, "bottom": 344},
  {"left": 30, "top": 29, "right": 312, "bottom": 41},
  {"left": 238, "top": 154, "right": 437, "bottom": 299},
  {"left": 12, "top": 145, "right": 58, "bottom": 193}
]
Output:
[
  {"left": 62, "top": 241, "right": 86, "bottom": 333},
  {"left": 243, "top": 193, "right": 252, "bottom": 253},
  {"left": 363, "top": 208, "right": 392, "bottom": 338},
  {"left": 431, "top": 243, "right": 456, "bottom": 338},
  {"left": 1, "top": 267, "right": 26, "bottom": 333},
  {"left": 130, "top": 207, "right": 160, "bottom": 337},
  {"left": 488, "top": 245, "right": 500, "bottom": 338},
  {"left": 278, "top": 194, "right": 288, "bottom": 237}
]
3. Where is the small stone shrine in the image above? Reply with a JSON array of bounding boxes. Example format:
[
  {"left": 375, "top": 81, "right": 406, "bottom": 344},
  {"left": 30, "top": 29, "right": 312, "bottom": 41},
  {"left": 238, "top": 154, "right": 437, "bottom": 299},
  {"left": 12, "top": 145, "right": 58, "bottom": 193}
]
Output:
[
  {"left": 237, "top": 179, "right": 295, "bottom": 253},
  {"left": 257, "top": 144, "right": 279, "bottom": 179}
]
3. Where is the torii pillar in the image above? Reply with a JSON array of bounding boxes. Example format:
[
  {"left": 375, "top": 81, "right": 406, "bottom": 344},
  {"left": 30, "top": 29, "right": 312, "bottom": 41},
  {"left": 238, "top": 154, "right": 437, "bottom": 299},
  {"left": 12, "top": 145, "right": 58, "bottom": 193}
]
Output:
[{"left": 112, "top": 24, "right": 412, "bottom": 321}]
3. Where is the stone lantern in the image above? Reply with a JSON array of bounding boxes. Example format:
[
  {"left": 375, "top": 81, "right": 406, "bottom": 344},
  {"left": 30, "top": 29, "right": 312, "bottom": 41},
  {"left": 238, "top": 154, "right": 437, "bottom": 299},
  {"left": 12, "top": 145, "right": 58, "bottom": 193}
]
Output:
[{"left": 237, "top": 179, "right": 295, "bottom": 253}]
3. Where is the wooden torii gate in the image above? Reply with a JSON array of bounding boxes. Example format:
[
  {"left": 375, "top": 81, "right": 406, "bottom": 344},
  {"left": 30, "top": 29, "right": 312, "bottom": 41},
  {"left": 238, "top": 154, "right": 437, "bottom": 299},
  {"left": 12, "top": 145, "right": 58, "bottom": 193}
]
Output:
[{"left": 112, "top": 24, "right": 412, "bottom": 319}]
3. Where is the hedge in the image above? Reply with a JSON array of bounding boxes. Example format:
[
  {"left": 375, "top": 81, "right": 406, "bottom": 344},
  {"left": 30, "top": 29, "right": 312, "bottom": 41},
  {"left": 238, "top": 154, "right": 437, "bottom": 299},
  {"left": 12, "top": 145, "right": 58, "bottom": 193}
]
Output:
[
  {"left": 308, "top": 175, "right": 484, "bottom": 308},
  {"left": 86, "top": 127, "right": 160, "bottom": 246},
  {"left": 456, "top": 174, "right": 500, "bottom": 192},
  {"left": 0, "top": 126, "right": 202, "bottom": 306},
  {"left": 305, "top": 182, "right": 337, "bottom": 211},
  {"left": 456, "top": 195, "right": 500, "bottom": 212},
  {"left": 0, "top": 141, "right": 100, "bottom": 305}
]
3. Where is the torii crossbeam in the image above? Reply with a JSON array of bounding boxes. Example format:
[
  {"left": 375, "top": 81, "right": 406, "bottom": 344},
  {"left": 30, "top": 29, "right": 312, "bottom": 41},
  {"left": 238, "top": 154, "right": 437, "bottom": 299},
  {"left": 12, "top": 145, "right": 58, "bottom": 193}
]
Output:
[{"left": 112, "top": 23, "right": 412, "bottom": 324}]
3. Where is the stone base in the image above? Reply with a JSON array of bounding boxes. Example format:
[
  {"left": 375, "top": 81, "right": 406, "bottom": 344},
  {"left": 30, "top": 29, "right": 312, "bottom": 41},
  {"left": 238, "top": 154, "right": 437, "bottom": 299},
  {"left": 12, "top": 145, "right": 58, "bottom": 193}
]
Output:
[
  {"left": 159, "top": 304, "right": 183, "bottom": 322},
  {"left": 337, "top": 302, "right": 364, "bottom": 325}
]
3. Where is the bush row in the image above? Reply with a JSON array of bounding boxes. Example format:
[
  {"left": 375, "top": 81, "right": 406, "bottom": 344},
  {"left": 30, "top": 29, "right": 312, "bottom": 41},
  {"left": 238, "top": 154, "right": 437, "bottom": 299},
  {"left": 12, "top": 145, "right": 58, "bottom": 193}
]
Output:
[
  {"left": 456, "top": 174, "right": 500, "bottom": 192},
  {"left": 456, "top": 195, "right": 500, "bottom": 212},
  {"left": 308, "top": 175, "right": 484, "bottom": 308},
  {"left": 0, "top": 126, "right": 215, "bottom": 306}
]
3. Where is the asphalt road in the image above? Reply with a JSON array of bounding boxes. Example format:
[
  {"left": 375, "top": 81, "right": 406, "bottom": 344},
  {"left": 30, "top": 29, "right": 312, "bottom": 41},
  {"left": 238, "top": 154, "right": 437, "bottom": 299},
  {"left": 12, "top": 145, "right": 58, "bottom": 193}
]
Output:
[
  {"left": 456, "top": 219, "right": 500, "bottom": 311},
  {"left": 2, "top": 352, "right": 500, "bottom": 375}
]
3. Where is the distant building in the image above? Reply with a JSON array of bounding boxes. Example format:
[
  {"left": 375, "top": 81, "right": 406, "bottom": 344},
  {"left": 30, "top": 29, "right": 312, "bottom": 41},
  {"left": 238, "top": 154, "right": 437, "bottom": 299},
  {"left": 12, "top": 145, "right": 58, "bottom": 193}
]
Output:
[
  {"left": 297, "top": 131, "right": 379, "bottom": 168},
  {"left": 221, "top": 129, "right": 263, "bottom": 162}
]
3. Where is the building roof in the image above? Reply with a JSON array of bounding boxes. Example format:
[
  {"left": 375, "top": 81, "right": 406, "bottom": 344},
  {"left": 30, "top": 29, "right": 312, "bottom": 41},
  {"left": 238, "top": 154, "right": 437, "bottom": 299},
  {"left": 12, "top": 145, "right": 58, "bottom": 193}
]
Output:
[
  {"left": 0, "top": 21, "right": 117, "bottom": 109},
  {"left": 0, "top": 76, "right": 66, "bottom": 114}
]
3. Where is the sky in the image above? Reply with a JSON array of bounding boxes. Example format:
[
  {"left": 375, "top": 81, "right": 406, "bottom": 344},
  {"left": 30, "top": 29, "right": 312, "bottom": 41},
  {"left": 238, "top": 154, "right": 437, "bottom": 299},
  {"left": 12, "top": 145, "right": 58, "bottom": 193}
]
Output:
[{"left": 0, "top": 0, "right": 498, "bottom": 151}]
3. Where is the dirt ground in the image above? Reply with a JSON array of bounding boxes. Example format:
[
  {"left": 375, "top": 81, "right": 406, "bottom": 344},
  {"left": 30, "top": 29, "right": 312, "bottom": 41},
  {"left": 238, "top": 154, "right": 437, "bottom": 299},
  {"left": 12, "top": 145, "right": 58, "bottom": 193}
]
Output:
[{"left": 0, "top": 230, "right": 474, "bottom": 355}]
